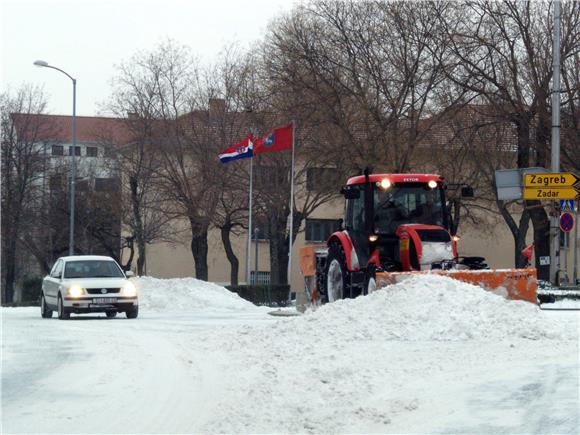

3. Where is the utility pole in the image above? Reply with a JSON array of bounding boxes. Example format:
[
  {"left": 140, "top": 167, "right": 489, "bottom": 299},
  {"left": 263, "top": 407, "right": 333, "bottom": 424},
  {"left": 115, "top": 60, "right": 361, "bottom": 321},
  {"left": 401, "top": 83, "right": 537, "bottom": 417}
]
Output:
[{"left": 549, "top": 0, "right": 561, "bottom": 285}]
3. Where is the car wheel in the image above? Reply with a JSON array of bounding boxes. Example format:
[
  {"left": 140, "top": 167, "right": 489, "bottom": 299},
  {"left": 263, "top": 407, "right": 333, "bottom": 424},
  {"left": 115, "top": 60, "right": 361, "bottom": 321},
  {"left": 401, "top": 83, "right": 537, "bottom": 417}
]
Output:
[
  {"left": 57, "top": 294, "right": 70, "bottom": 320},
  {"left": 126, "top": 306, "right": 139, "bottom": 319},
  {"left": 40, "top": 294, "right": 53, "bottom": 318},
  {"left": 106, "top": 311, "right": 117, "bottom": 318},
  {"left": 324, "top": 243, "right": 349, "bottom": 303}
]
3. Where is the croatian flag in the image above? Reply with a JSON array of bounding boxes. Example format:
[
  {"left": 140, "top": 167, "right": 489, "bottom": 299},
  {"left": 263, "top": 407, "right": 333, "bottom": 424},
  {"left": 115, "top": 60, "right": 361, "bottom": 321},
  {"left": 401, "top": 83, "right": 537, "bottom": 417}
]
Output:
[{"left": 218, "top": 134, "right": 254, "bottom": 163}]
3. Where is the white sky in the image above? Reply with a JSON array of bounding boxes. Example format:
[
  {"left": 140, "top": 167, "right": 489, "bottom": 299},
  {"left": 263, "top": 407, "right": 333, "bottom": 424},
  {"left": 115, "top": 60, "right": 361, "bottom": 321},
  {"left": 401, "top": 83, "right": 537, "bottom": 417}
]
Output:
[{"left": 1, "top": 0, "right": 297, "bottom": 116}]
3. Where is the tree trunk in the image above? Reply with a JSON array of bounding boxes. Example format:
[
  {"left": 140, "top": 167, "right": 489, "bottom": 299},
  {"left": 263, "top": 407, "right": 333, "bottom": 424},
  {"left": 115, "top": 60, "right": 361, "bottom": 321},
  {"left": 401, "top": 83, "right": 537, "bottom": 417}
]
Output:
[
  {"left": 123, "top": 237, "right": 135, "bottom": 272},
  {"left": 2, "top": 235, "right": 17, "bottom": 304},
  {"left": 136, "top": 240, "right": 146, "bottom": 275},
  {"left": 527, "top": 203, "right": 550, "bottom": 281},
  {"left": 496, "top": 200, "right": 531, "bottom": 268},
  {"left": 1, "top": 210, "right": 20, "bottom": 304},
  {"left": 130, "top": 177, "right": 146, "bottom": 276},
  {"left": 269, "top": 231, "right": 288, "bottom": 285},
  {"left": 220, "top": 222, "right": 239, "bottom": 285},
  {"left": 268, "top": 207, "right": 291, "bottom": 285},
  {"left": 189, "top": 218, "right": 209, "bottom": 281},
  {"left": 514, "top": 211, "right": 531, "bottom": 269}
]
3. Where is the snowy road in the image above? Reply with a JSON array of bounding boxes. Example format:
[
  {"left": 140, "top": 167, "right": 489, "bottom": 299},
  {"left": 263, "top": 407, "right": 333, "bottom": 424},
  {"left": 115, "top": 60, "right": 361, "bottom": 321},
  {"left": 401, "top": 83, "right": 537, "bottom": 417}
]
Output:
[{"left": 2, "top": 276, "right": 579, "bottom": 434}]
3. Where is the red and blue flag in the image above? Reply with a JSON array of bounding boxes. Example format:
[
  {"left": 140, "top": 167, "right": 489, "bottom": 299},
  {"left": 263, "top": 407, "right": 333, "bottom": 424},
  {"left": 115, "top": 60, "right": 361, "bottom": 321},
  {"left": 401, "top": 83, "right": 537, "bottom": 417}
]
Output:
[{"left": 218, "top": 134, "right": 254, "bottom": 163}]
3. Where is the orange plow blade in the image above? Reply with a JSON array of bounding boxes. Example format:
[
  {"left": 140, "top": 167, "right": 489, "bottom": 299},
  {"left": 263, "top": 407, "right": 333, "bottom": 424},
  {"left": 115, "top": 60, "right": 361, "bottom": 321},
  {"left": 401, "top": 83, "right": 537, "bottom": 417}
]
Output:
[{"left": 376, "top": 268, "right": 537, "bottom": 304}]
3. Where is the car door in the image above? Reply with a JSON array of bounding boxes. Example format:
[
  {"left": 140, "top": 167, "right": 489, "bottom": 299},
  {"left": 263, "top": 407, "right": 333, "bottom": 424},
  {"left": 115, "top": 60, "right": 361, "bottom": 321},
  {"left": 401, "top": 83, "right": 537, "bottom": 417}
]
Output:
[{"left": 45, "top": 260, "right": 63, "bottom": 305}]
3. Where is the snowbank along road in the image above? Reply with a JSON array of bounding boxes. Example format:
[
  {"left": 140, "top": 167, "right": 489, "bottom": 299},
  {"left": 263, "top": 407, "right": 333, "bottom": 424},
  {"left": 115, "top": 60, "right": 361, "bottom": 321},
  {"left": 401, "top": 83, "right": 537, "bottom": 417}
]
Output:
[{"left": 2, "top": 275, "right": 579, "bottom": 434}]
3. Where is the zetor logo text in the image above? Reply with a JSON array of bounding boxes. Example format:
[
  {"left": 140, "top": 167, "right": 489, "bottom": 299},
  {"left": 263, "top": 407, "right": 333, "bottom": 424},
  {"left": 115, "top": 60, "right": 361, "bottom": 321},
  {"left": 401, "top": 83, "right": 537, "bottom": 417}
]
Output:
[
  {"left": 403, "top": 178, "right": 419, "bottom": 182},
  {"left": 528, "top": 174, "right": 568, "bottom": 186}
]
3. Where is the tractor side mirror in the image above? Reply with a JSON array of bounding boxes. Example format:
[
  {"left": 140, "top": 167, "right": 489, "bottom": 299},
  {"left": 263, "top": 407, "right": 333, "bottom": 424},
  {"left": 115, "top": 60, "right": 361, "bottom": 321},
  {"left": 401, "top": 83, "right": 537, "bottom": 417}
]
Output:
[
  {"left": 461, "top": 186, "right": 474, "bottom": 198},
  {"left": 341, "top": 187, "right": 360, "bottom": 199}
]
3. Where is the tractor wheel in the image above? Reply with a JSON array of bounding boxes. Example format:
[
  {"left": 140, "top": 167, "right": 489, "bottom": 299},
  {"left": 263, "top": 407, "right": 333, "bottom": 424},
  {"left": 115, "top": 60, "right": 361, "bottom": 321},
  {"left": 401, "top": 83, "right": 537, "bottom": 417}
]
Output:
[
  {"left": 324, "top": 243, "right": 349, "bottom": 303},
  {"left": 365, "top": 275, "right": 377, "bottom": 296},
  {"left": 365, "top": 265, "right": 377, "bottom": 296}
]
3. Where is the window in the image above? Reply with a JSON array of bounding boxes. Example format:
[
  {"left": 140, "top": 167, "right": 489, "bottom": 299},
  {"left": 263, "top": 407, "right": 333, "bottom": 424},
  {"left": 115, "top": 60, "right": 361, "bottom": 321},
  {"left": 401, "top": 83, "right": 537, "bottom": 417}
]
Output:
[
  {"left": 69, "top": 146, "right": 81, "bottom": 156},
  {"left": 50, "top": 260, "right": 63, "bottom": 278},
  {"left": 64, "top": 260, "right": 124, "bottom": 279},
  {"left": 51, "top": 145, "right": 64, "bottom": 156},
  {"left": 76, "top": 179, "right": 89, "bottom": 192},
  {"left": 345, "top": 186, "right": 365, "bottom": 232},
  {"left": 103, "top": 145, "right": 116, "bottom": 158},
  {"left": 250, "top": 271, "right": 271, "bottom": 285},
  {"left": 307, "top": 167, "right": 341, "bottom": 192},
  {"left": 374, "top": 185, "right": 445, "bottom": 234},
  {"left": 86, "top": 146, "right": 98, "bottom": 157},
  {"left": 305, "top": 219, "right": 341, "bottom": 242},
  {"left": 251, "top": 217, "right": 270, "bottom": 240},
  {"left": 255, "top": 166, "right": 286, "bottom": 189},
  {"left": 95, "top": 178, "right": 119, "bottom": 192},
  {"left": 49, "top": 174, "right": 65, "bottom": 191}
]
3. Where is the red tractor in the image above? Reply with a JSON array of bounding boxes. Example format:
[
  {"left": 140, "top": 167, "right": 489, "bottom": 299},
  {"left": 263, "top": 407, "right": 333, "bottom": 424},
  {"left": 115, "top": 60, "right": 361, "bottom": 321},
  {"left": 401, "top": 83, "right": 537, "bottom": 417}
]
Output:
[{"left": 300, "top": 170, "right": 537, "bottom": 304}]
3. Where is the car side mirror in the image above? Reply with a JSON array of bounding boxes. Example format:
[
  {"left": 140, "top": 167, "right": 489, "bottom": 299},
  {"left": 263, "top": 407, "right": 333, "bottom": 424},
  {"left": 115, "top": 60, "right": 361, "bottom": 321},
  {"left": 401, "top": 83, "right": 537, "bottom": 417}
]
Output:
[
  {"left": 461, "top": 186, "right": 474, "bottom": 198},
  {"left": 125, "top": 271, "right": 134, "bottom": 278}
]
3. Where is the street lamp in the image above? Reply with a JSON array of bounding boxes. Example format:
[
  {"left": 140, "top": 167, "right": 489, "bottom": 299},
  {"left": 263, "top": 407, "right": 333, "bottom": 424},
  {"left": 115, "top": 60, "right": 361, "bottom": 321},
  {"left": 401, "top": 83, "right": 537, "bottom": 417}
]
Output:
[{"left": 34, "top": 60, "right": 77, "bottom": 256}]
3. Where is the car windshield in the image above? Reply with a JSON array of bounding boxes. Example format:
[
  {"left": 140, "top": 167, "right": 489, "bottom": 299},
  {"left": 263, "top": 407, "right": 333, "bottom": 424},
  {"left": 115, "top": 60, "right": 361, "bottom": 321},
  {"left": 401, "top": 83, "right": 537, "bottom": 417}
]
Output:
[
  {"left": 374, "top": 186, "right": 445, "bottom": 234},
  {"left": 63, "top": 260, "right": 125, "bottom": 279}
]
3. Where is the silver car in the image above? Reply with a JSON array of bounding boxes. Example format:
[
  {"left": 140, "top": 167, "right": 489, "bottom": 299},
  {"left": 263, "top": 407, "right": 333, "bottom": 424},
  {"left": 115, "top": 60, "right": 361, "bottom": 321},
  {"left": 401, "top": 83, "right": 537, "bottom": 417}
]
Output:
[{"left": 41, "top": 255, "right": 138, "bottom": 319}]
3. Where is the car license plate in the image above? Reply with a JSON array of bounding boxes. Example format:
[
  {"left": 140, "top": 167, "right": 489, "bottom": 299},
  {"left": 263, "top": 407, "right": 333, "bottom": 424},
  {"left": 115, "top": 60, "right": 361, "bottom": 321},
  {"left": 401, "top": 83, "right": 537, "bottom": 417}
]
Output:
[{"left": 93, "top": 298, "right": 116, "bottom": 304}]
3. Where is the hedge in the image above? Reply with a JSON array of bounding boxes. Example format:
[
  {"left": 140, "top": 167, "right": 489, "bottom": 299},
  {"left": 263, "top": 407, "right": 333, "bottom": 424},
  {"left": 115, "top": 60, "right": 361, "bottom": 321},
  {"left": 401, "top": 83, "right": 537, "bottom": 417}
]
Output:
[
  {"left": 226, "top": 284, "right": 291, "bottom": 307},
  {"left": 21, "top": 276, "right": 43, "bottom": 304}
]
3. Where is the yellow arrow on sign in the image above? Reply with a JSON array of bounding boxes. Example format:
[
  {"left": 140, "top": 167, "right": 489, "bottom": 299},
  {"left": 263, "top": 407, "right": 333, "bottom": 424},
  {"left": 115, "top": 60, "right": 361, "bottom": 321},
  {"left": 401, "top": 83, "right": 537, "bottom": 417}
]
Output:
[
  {"left": 523, "top": 187, "right": 580, "bottom": 200},
  {"left": 524, "top": 172, "right": 580, "bottom": 188}
]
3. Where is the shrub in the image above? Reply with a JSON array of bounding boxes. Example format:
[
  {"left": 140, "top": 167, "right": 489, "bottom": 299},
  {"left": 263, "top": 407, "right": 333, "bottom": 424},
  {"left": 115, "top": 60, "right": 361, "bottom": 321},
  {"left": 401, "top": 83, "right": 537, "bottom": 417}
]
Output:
[
  {"left": 226, "top": 284, "right": 290, "bottom": 307},
  {"left": 21, "top": 276, "right": 43, "bottom": 304}
]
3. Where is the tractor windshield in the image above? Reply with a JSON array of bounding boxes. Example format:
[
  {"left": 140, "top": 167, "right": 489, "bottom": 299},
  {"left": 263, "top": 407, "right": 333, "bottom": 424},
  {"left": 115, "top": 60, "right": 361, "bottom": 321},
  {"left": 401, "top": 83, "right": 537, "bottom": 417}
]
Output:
[{"left": 374, "top": 185, "right": 445, "bottom": 234}]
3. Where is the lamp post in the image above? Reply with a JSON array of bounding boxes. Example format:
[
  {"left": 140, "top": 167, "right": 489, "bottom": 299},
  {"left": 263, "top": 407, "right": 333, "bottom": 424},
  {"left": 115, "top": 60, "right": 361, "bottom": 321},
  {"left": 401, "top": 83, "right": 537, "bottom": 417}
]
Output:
[{"left": 34, "top": 60, "right": 77, "bottom": 255}]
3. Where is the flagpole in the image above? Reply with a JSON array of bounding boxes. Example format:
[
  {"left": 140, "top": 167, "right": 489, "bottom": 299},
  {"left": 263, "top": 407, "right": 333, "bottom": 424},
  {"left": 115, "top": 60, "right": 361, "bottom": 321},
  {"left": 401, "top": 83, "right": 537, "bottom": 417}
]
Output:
[
  {"left": 287, "top": 120, "right": 296, "bottom": 300},
  {"left": 246, "top": 154, "right": 254, "bottom": 285}
]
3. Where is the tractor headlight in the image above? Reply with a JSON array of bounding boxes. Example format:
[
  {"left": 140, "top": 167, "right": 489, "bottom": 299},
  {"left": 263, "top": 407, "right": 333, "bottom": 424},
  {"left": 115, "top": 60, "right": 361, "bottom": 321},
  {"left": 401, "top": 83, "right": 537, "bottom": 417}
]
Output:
[
  {"left": 452, "top": 235, "right": 461, "bottom": 242},
  {"left": 378, "top": 178, "right": 392, "bottom": 190},
  {"left": 369, "top": 234, "right": 378, "bottom": 242},
  {"left": 123, "top": 281, "right": 137, "bottom": 297},
  {"left": 67, "top": 285, "right": 85, "bottom": 298},
  {"left": 428, "top": 180, "right": 438, "bottom": 189}
]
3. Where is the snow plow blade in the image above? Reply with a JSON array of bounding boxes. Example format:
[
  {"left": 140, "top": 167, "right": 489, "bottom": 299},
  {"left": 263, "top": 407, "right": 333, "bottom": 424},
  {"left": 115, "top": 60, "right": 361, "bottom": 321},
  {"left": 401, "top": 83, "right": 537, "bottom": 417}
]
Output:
[{"left": 376, "top": 268, "right": 537, "bottom": 304}]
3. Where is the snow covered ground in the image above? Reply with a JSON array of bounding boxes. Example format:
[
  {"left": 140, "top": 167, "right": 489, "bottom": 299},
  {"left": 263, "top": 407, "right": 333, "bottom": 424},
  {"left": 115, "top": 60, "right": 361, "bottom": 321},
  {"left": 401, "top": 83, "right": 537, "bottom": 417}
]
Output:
[{"left": 2, "top": 275, "right": 579, "bottom": 434}]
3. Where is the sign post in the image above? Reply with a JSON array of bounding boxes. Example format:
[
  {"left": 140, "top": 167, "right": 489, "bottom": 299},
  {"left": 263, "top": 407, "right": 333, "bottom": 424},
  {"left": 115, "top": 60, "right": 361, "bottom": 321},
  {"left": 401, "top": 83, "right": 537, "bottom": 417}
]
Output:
[{"left": 521, "top": 168, "right": 579, "bottom": 285}]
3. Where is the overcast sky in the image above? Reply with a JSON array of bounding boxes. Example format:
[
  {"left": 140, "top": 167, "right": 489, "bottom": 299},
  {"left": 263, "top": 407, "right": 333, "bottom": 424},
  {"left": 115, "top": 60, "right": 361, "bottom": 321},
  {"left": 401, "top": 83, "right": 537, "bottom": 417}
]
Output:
[{"left": 1, "top": 0, "right": 297, "bottom": 117}]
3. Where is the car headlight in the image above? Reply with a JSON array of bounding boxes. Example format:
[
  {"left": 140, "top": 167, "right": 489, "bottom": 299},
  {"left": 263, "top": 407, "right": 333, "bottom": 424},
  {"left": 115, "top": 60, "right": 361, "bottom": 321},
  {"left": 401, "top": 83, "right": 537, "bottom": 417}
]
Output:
[
  {"left": 123, "top": 281, "right": 137, "bottom": 297},
  {"left": 67, "top": 285, "right": 85, "bottom": 298}
]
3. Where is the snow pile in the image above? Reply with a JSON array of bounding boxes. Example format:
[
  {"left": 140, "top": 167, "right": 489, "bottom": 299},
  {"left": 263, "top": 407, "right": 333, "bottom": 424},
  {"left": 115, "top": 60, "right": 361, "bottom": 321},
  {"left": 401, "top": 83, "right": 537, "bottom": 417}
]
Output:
[
  {"left": 134, "top": 276, "right": 262, "bottom": 312},
  {"left": 201, "top": 275, "right": 578, "bottom": 434},
  {"left": 298, "top": 274, "right": 576, "bottom": 341},
  {"left": 256, "top": 274, "right": 576, "bottom": 343}
]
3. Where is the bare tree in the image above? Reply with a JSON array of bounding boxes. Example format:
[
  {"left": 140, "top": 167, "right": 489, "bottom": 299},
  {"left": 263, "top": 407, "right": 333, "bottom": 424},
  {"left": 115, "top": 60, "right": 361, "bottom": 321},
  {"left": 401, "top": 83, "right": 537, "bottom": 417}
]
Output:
[
  {"left": 263, "top": 1, "right": 454, "bottom": 173},
  {"left": 438, "top": 0, "right": 580, "bottom": 277},
  {"left": 1, "top": 85, "right": 49, "bottom": 303}
]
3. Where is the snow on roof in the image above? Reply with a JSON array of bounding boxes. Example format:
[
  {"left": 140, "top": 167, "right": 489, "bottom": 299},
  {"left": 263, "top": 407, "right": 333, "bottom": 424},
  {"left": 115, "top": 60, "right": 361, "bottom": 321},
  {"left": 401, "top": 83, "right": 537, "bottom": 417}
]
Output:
[{"left": 60, "top": 255, "right": 117, "bottom": 262}]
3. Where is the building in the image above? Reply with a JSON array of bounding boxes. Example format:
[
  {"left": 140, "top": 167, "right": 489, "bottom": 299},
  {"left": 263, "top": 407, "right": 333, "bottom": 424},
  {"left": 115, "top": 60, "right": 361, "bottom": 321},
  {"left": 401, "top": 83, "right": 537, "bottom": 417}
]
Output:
[{"left": 8, "top": 103, "right": 579, "bottom": 302}]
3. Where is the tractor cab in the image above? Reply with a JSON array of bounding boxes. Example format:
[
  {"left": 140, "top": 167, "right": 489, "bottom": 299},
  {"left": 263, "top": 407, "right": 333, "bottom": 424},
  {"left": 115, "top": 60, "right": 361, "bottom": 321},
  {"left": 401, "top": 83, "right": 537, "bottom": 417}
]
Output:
[
  {"left": 318, "top": 171, "right": 484, "bottom": 302},
  {"left": 342, "top": 173, "right": 453, "bottom": 273}
]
